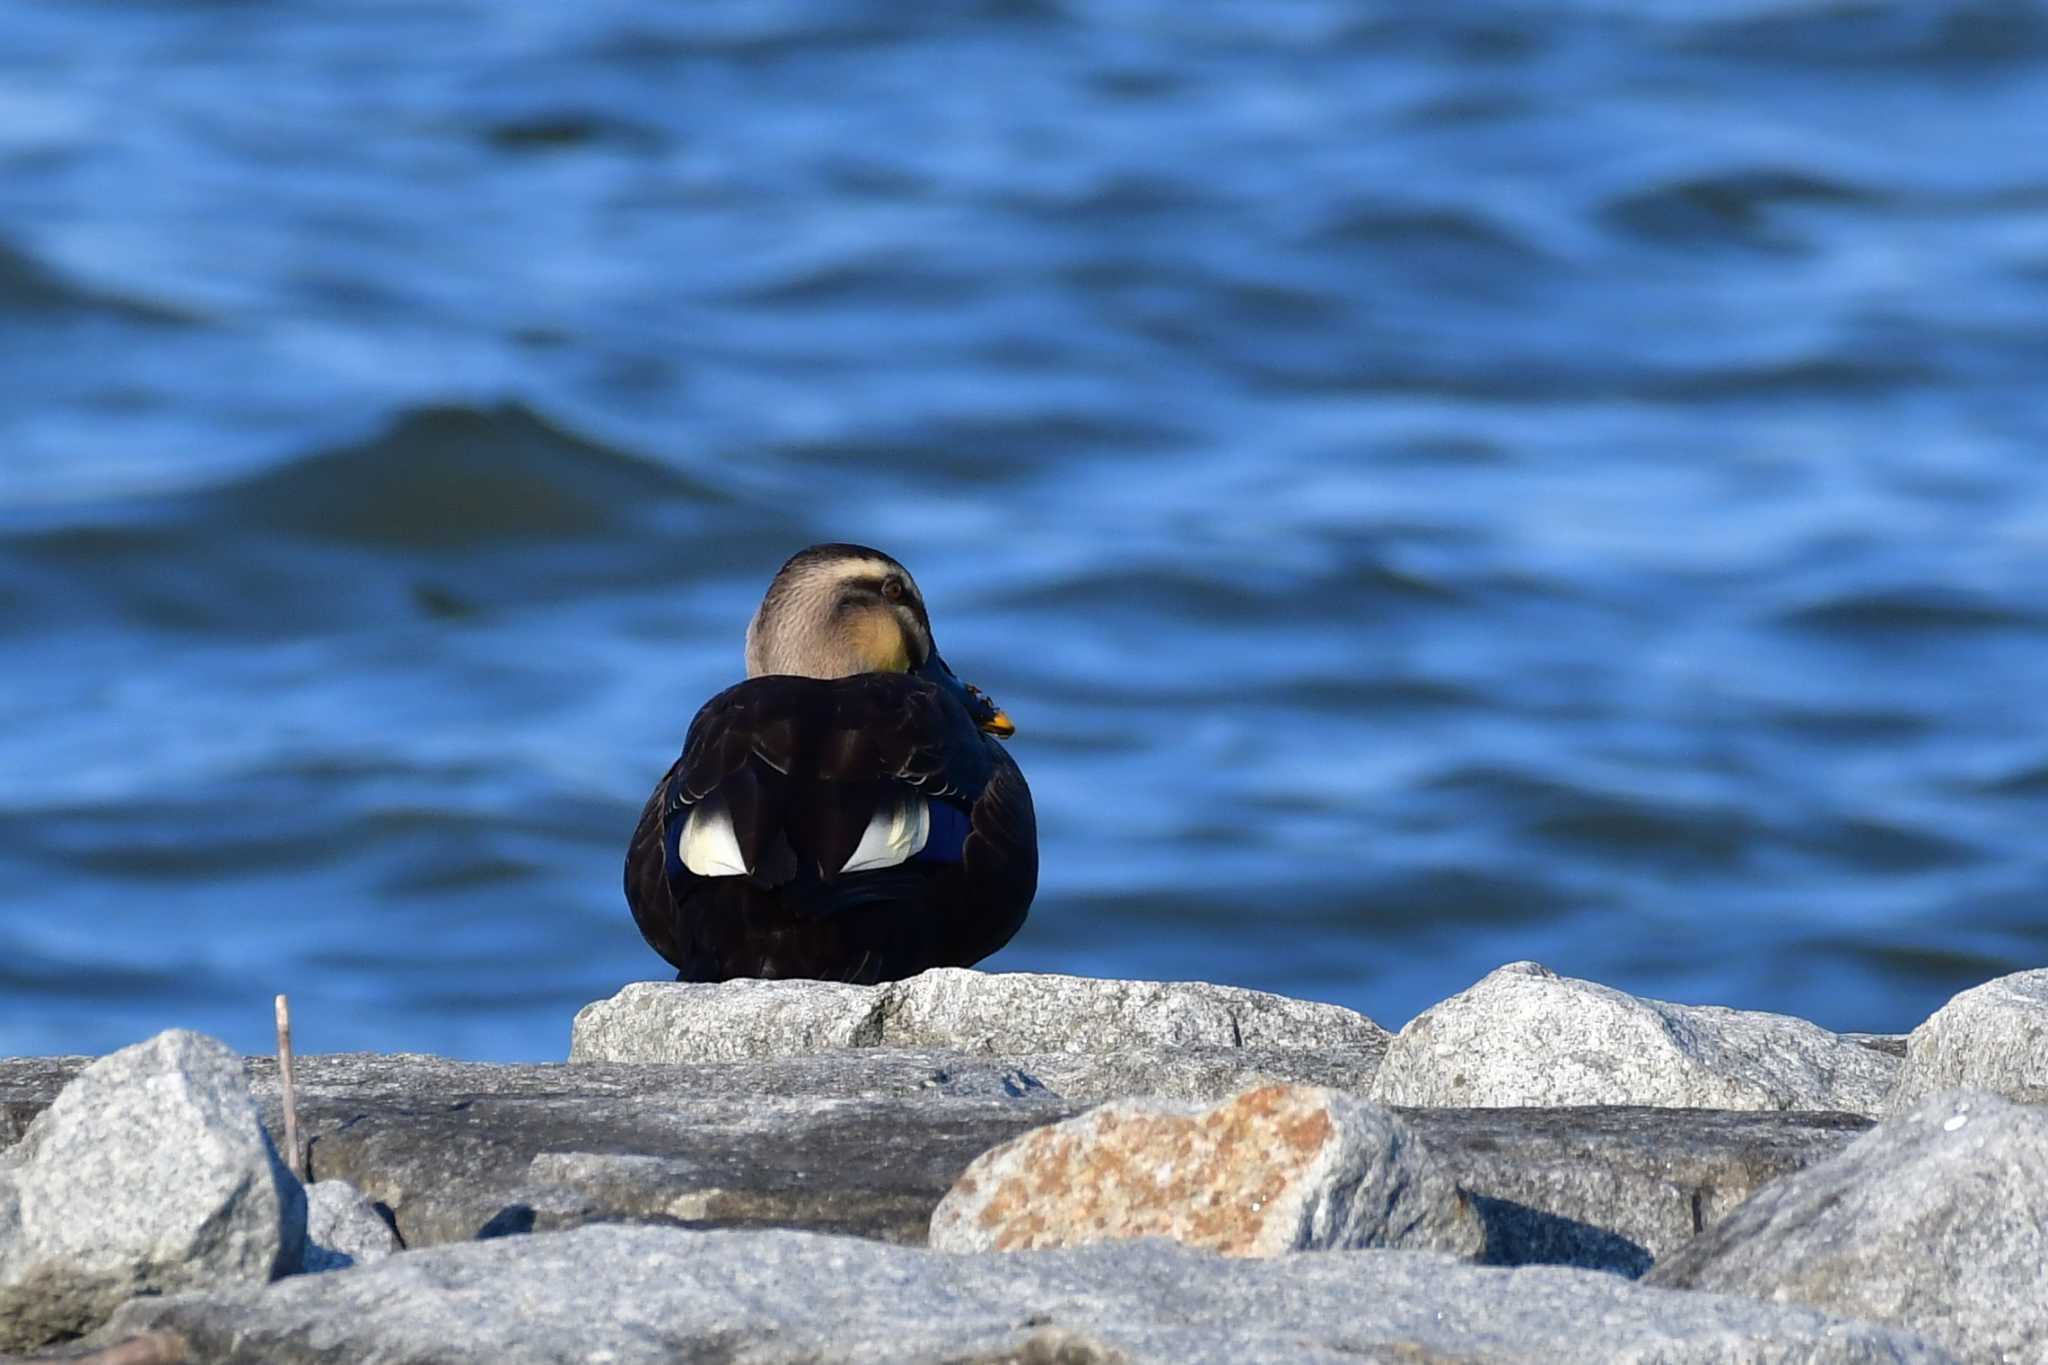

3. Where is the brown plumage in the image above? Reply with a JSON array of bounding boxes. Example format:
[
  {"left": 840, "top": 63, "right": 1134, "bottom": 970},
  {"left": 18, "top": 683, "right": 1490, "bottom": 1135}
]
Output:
[{"left": 624, "top": 545, "right": 1036, "bottom": 983}]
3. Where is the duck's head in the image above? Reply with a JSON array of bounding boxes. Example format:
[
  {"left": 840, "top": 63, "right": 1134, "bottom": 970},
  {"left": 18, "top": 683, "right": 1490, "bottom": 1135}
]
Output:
[{"left": 744, "top": 543, "right": 1015, "bottom": 738}]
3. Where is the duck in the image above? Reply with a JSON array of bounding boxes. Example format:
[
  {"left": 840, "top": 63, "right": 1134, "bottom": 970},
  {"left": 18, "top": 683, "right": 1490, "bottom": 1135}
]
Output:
[{"left": 624, "top": 544, "right": 1036, "bottom": 983}]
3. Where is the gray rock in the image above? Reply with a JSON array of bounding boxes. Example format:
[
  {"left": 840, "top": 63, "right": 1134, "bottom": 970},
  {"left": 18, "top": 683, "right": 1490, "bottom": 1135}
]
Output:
[
  {"left": 572, "top": 967, "right": 1388, "bottom": 1063},
  {"left": 1407, "top": 1105, "right": 1871, "bottom": 1276},
  {"left": 521, "top": 1152, "right": 720, "bottom": 1222},
  {"left": 932, "top": 1084, "right": 1484, "bottom": 1259},
  {"left": 300, "top": 1179, "right": 401, "bottom": 1273},
  {"left": 0, "top": 1057, "right": 91, "bottom": 1149},
  {"left": 249, "top": 1045, "right": 1379, "bottom": 1111},
  {"left": 0, "top": 1030, "right": 307, "bottom": 1351},
  {"left": 1371, "top": 962, "right": 1896, "bottom": 1114},
  {"left": 1844, "top": 1033, "right": 1910, "bottom": 1060},
  {"left": 108, "top": 1223, "right": 1953, "bottom": 1364},
  {"left": 1025, "top": 1044, "right": 1387, "bottom": 1104},
  {"left": 256, "top": 1048, "right": 1062, "bottom": 1107},
  {"left": 6, "top": 1044, "right": 1387, "bottom": 1144},
  {"left": 569, "top": 978, "right": 887, "bottom": 1063},
  {"left": 884, "top": 967, "right": 1389, "bottom": 1053},
  {"left": 290, "top": 1091, "right": 1878, "bottom": 1272},
  {"left": 1648, "top": 1090, "right": 2048, "bottom": 1363},
  {"left": 297, "top": 1084, "right": 1076, "bottom": 1248},
  {"left": 0, "top": 1052, "right": 1873, "bottom": 1272},
  {"left": 1888, "top": 970, "right": 2048, "bottom": 1112}
]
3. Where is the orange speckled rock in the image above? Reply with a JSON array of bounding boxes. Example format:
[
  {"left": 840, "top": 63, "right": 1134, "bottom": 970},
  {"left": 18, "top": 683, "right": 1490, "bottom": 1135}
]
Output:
[{"left": 929, "top": 1083, "right": 1483, "bottom": 1259}]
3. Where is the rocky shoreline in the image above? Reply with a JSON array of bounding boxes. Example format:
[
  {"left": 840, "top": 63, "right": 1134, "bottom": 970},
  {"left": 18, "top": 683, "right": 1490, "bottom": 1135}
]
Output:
[{"left": 1, "top": 962, "right": 2043, "bottom": 1363}]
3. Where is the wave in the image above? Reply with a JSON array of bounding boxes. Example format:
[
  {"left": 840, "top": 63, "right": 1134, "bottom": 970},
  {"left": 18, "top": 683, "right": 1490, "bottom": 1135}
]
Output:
[
  {"left": 720, "top": 251, "right": 986, "bottom": 308},
  {"left": 1672, "top": 0, "right": 2048, "bottom": 68},
  {"left": 199, "top": 401, "right": 731, "bottom": 549},
  {"left": 1420, "top": 763, "right": 1756, "bottom": 872},
  {"left": 1602, "top": 166, "right": 1879, "bottom": 252},
  {"left": 0, "top": 238, "right": 196, "bottom": 327},
  {"left": 587, "top": 11, "right": 921, "bottom": 66},
  {"left": 1791, "top": 814, "right": 1979, "bottom": 874},
  {"left": 0, "top": 401, "right": 795, "bottom": 636},
  {"left": 12, "top": 776, "right": 618, "bottom": 888},
  {"left": 1639, "top": 352, "right": 1937, "bottom": 401},
  {"left": 1774, "top": 586, "right": 2044, "bottom": 636},
  {"left": 994, "top": 174, "right": 1220, "bottom": 225},
  {"left": 993, "top": 554, "right": 1466, "bottom": 621},
  {"left": 1969, "top": 759, "right": 2048, "bottom": 798},
  {"left": 1303, "top": 201, "right": 1548, "bottom": 261},
  {"left": 483, "top": 111, "right": 665, "bottom": 154},
  {"left": 785, "top": 405, "right": 1191, "bottom": 474}
]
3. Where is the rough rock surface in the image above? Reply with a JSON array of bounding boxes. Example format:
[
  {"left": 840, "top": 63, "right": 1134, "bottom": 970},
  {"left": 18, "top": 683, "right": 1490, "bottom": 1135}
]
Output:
[
  {"left": 571, "top": 967, "right": 1389, "bottom": 1063},
  {"left": 237, "top": 1050, "right": 1075, "bottom": 1248},
  {"left": 109, "top": 1223, "right": 1952, "bottom": 1365},
  {"left": 931, "top": 1084, "right": 1482, "bottom": 1258},
  {"left": 886, "top": 967, "right": 1388, "bottom": 1052},
  {"left": 1648, "top": 1089, "right": 2048, "bottom": 1363},
  {"left": 1025, "top": 1044, "right": 1386, "bottom": 1103},
  {"left": 0, "top": 1058, "right": 88, "bottom": 1149},
  {"left": 1404, "top": 1105, "right": 1870, "bottom": 1275},
  {"left": 0, "top": 1031, "right": 306, "bottom": 1351},
  {"left": 1842, "top": 1033, "right": 1909, "bottom": 1060},
  {"left": 0, "top": 1053, "right": 1867, "bottom": 1270},
  {"left": 1371, "top": 962, "right": 1897, "bottom": 1114},
  {"left": 303, "top": 1087, "right": 1064, "bottom": 1248},
  {"left": 1888, "top": 969, "right": 2048, "bottom": 1112},
  {"left": 300, "top": 1179, "right": 402, "bottom": 1272},
  {"left": 9, "top": 1051, "right": 1350, "bottom": 1251},
  {"left": 569, "top": 978, "right": 887, "bottom": 1063},
  {"left": 0, "top": 1046, "right": 1405, "bottom": 1147}
]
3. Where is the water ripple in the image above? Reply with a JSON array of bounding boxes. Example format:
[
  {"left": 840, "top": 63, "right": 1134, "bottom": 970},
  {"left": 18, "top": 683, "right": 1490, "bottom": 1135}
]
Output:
[
  {"left": 4, "top": 0, "right": 2048, "bottom": 1057},
  {"left": 200, "top": 403, "right": 725, "bottom": 549},
  {"left": 0, "top": 238, "right": 197, "bottom": 327}
]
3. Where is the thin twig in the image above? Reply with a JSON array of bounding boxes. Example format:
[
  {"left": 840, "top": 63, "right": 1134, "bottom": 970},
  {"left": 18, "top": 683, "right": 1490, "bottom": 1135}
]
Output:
[{"left": 275, "top": 993, "right": 303, "bottom": 1182}]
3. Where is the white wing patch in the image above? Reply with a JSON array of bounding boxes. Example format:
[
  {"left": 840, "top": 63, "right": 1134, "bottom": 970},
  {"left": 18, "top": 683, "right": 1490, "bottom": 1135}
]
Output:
[
  {"left": 678, "top": 803, "right": 749, "bottom": 878},
  {"left": 839, "top": 796, "right": 930, "bottom": 874}
]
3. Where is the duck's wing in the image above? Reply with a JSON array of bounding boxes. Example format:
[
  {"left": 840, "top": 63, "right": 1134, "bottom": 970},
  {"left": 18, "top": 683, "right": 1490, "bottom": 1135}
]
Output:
[
  {"left": 681, "top": 672, "right": 995, "bottom": 876},
  {"left": 958, "top": 736, "right": 1037, "bottom": 951},
  {"left": 624, "top": 673, "right": 1023, "bottom": 963},
  {"left": 625, "top": 752, "right": 695, "bottom": 971}
]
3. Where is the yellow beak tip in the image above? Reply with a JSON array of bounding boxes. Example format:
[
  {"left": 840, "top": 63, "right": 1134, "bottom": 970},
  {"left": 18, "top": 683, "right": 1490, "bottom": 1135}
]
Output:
[{"left": 981, "top": 711, "right": 1016, "bottom": 738}]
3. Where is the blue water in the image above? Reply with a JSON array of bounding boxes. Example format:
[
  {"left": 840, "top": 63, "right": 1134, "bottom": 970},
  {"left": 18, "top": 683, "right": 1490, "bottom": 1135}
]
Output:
[{"left": 4, "top": 1, "right": 2047, "bottom": 1060}]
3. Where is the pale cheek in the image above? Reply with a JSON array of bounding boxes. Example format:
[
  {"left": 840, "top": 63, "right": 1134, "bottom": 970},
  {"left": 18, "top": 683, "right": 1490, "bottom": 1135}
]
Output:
[{"left": 854, "top": 614, "right": 912, "bottom": 672}]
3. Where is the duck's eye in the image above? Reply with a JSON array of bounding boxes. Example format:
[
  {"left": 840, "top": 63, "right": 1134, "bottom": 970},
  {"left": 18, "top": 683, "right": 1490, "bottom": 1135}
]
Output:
[{"left": 881, "top": 577, "right": 905, "bottom": 602}]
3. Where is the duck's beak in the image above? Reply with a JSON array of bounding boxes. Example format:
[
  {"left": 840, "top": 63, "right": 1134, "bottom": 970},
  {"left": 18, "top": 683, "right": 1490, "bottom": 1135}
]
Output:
[{"left": 917, "top": 651, "right": 1017, "bottom": 739}]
